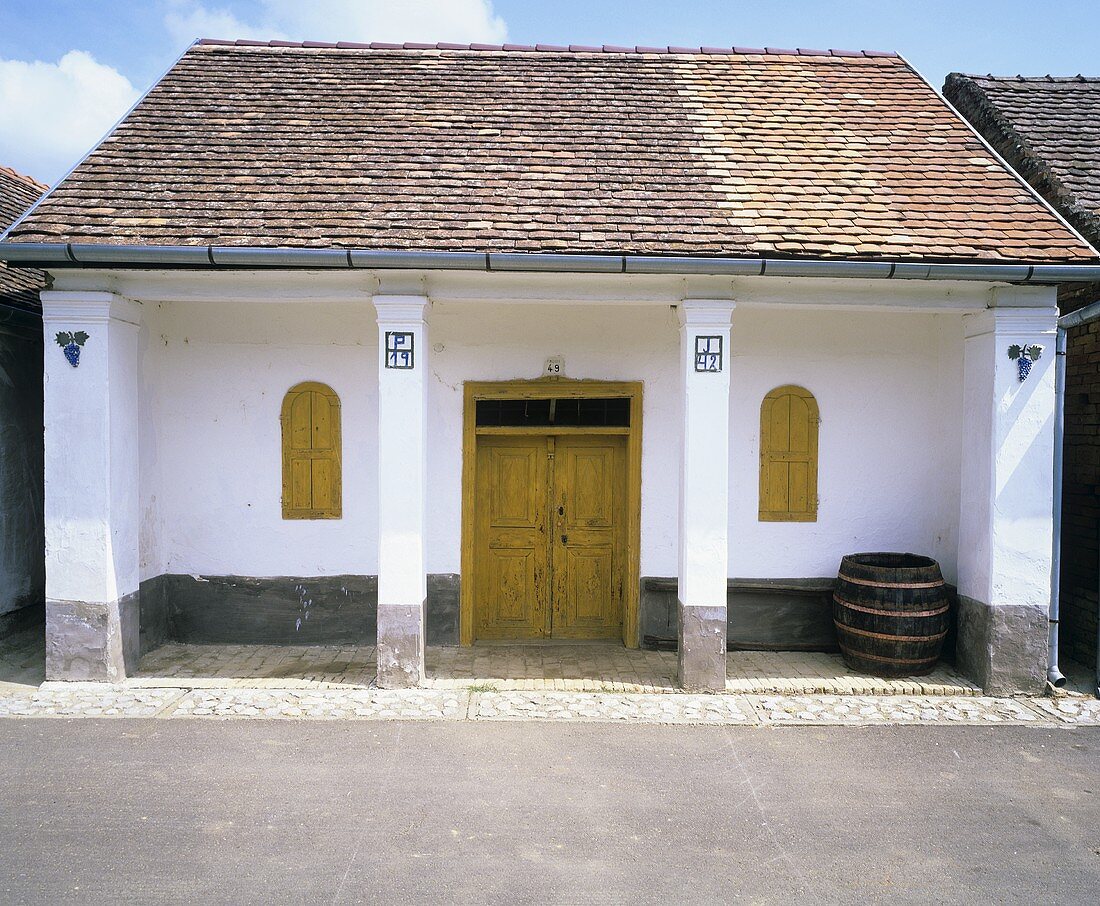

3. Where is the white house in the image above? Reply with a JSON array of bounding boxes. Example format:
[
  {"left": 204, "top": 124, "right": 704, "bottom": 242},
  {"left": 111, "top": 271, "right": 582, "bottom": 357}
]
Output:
[{"left": 3, "top": 40, "right": 1099, "bottom": 693}]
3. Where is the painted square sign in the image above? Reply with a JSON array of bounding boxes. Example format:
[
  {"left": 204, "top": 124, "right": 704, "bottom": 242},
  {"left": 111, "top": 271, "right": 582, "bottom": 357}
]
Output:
[
  {"left": 694, "top": 336, "right": 723, "bottom": 372},
  {"left": 385, "top": 331, "right": 415, "bottom": 369}
]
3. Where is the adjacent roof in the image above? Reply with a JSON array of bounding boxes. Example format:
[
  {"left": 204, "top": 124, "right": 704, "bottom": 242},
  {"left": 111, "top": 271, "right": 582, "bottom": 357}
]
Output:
[
  {"left": 944, "top": 73, "right": 1100, "bottom": 249},
  {"left": 0, "top": 166, "right": 47, "bottom": 312},
  {"left": 4, "top": 41, "right": 1096, "bottom": 263}
]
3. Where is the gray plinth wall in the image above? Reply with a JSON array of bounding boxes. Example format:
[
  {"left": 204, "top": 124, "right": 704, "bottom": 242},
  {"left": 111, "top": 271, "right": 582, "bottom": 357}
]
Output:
[
  {"left": 955, "top": 597, "right": 1047, "bottom": 695},
  {"left": 642, "top": 577, "right": 840, "bottom": 651},
  {"left": 135, "top": 573, "right": 460, "bottom": 657}
]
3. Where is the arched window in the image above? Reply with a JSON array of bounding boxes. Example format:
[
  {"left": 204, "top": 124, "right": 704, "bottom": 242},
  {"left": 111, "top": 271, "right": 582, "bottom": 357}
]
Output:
[
  {"left": 759, "top": 385, "right": 818, "bottom": 522},
  {"left": 281, "top": 382, "right": 342, "bottom": 519}
]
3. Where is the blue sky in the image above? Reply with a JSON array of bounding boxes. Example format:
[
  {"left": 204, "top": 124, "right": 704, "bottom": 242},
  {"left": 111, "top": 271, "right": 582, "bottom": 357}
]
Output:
[{"left": 3, "top": 0, "right": 1099, "bottom": 184}]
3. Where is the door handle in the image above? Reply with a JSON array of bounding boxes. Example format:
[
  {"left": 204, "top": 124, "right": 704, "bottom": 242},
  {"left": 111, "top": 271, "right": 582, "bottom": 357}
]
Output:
[{"left": 561, "top": 534, "right": 568, "bottom": 544}]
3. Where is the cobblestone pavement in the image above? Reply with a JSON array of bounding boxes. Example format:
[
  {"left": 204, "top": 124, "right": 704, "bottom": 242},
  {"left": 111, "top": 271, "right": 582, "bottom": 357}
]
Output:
[
  {"left": 0, "top": 683, "right": 1095, "bottom": 727},
  {"left": 2, "top": 632, "right": 1092, "bottom": 726}
]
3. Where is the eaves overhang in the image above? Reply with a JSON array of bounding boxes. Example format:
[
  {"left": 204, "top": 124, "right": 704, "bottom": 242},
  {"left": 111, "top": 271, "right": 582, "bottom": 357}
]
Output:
[{"left": 3, "top": 243, "right": 1100, "bottom": 284}]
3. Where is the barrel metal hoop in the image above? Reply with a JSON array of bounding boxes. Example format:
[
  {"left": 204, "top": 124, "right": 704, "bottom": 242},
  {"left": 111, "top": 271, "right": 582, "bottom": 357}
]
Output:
[
  {"left": 835, "top": 623, "right": 948, "bottom": 644},
  {"left": 838, "top": 572, "right": 945, "bottom": 590},
  {"left": 833, "top": 595, "right": 950, "bottom": 618},
  {"left": 837, "top": 646, "right": 940, "bottom": 666}
]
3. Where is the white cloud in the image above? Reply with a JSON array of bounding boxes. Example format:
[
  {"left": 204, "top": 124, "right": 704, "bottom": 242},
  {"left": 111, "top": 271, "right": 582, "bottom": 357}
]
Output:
[
  {"left": 164, "top": 3, "right": 289, "bottom": 46},
  {"left": 0, "top": 1, "right": 508, "bottom": 186},
  {"left": 0, "top": 50, "right": 140, "bottom": 186},
  {"left": 165, "top": 0, "right": 508, "bottom": 46}
]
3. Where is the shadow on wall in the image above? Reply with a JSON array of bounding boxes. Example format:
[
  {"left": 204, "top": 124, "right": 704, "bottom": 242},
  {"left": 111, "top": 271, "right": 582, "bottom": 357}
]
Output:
[
  {"left": 0, "top": 326, "right": 44, "bottom": 634},
  {"left": 138, "top": 573, "right": 461, "bottom": 655}
]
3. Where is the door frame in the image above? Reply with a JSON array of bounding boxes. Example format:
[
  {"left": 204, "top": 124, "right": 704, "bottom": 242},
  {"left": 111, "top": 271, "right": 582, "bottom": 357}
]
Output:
[{"left": 460, "top": 379, "right": 644, "bottom": 647}]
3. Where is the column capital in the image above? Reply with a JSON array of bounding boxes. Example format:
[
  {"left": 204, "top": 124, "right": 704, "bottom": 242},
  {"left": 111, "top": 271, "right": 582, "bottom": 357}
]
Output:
[
  {"left": 678, "top": 298, "right": 736, "bottom": 328},
  {"left": 989, "top": 285, "right": 1058, "bottom": 310},
  {"left": 373, "top": 294, "right": 430, "bottom": 324},
  {"left": 40, "top": 290, "right": 141, "bottom": 325},
  {"left": 964, "top": 306, "right": 1058, "bottom": 340}
]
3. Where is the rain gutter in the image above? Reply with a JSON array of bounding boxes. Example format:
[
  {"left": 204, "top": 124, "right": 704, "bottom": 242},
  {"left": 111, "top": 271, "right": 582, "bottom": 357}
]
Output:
[
  {"left": 3, "top": 244, "right": 1100, "bottom": 283},
  {"left": 1052, "top": 299, "right": 1100, "bottom": 697}
]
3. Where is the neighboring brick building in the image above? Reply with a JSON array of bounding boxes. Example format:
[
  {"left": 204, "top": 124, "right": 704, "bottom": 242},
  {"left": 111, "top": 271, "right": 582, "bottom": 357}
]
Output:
[
  {"left": 0, "top": 165, "right": 46, "bottom": 636},
  {"left": 946, "top": 74, "right": 1100, "bottom": 670}
]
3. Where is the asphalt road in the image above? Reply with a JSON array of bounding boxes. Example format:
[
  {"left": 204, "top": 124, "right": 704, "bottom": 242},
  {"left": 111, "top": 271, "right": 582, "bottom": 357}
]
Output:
[{"left": 1, "top": 721, "right": 1097, "bottom": 904}]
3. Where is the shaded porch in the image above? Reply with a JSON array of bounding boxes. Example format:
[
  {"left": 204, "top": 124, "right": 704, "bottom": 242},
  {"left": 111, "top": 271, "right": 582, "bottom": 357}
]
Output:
[{"left": 125, "top": 641, "right": 980, "bottom": 696}]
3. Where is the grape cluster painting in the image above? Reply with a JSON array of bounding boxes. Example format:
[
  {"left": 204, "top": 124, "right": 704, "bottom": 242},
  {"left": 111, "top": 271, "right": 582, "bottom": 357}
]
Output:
[
  {"left": 55, "top": 331, "right": 90, "bottom": 368},
  {"left": 1007, "top": 344, "right": 1042, "bottom": 382}
]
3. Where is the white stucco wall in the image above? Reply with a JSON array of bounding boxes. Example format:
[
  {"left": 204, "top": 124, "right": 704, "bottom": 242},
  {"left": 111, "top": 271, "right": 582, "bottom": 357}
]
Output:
[
  {"left": 729, "top": 306, "right": 964, "bottom": 580},
  {"left": 142, "top": 299, "right": 378, "bottom": 579},
  {"left": 138, "top": 283, "right": 965, "bottom": 584}
]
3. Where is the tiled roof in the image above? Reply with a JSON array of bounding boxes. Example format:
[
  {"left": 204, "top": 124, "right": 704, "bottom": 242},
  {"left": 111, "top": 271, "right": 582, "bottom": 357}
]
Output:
[
  {"left": 5, "top": 43, "right": 1095, "bottom": 263},
  {"left": 0, "top": 166, "right": 46, "bottom": 312},
  {"left": 945, "top": 73, "right": 1100, "bottom": 250}
]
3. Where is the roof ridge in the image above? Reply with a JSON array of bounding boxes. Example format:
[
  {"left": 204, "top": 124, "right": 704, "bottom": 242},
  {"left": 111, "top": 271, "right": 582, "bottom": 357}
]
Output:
[
  {"left": 953, "top": 72, "right": 1100, "bottom": 83},
  {"left": 0, "top": 164, "right": 47, "bottom": 192},
  {"left": 194, "top": 37, "right": 900, "bottom": 58}
]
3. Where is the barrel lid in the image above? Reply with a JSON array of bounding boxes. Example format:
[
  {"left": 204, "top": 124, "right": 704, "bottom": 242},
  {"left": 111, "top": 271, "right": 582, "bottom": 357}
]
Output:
[{"left": 842, "top": 553, "right": 937, "bottom": 570}]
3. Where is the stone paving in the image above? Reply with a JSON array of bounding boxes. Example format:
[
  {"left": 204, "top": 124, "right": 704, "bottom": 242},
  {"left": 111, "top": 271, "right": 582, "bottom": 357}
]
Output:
[
  {"left": 751, "top": 694, "right": 1042, "bottom": 725},
  {"left": 0, "top": 684, "right": 1094, "bottom": 727},
  {"left": 133, "top": 642, "right": 376, "bottom": 688},
  {"left": 1, "top": 631, "right": 1095, "bottom": 726},
  {"left": 130, "top": 641, "right": 979, "bottom": 696}
]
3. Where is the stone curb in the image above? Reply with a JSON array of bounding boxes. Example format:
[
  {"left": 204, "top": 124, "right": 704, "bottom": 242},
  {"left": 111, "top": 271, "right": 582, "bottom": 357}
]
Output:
[{"left": 0, "top": 686, "right": 1098, "bottom": 726}]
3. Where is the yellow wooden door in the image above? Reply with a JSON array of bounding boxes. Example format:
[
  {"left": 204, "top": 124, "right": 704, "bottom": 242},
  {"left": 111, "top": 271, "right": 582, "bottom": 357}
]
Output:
[
  {"left": 551, "top": 436, "right": 626, "bottom": 639},
  {"left": 474, "top": 436, "right": 551, "bottom": 639}
]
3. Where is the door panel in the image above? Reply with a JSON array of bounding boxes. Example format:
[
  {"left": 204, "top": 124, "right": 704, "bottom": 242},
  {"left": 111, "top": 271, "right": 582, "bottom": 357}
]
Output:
[
  {"left": 552, "top": 437, "right": 626, "bottom": 639},
  {"left": 475, "top": 437, "right": 550, "bottom": 639}
]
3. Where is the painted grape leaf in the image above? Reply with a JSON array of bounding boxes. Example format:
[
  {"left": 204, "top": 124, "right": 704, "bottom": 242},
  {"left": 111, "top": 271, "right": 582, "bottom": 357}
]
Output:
[
  {"left": 72, "top": 331, "right": 90, "bottom": 346},
  {"left": 1027, "top": 345, "right": 1043, "bottom": 360},
  {"left": 1007, "top": 344, "right": 1022, "bottom": 360}
]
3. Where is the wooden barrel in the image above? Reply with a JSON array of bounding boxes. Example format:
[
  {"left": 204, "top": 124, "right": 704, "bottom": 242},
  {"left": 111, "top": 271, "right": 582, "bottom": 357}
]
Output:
[{"left": 832, "top": 553, "right": 950, "bottom": 677}]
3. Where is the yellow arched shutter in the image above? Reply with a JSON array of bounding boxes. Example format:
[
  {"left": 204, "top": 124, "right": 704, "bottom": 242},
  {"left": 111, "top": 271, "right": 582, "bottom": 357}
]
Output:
[
  {"left": 759, "top": 385, "right": 818, "bottom": 522},
  {"left": 281, "top": 382, "right": 342, "bottom": 519}
]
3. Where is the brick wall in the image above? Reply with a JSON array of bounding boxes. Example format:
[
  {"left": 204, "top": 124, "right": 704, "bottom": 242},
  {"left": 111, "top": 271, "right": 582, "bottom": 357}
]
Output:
[{"left": 1059, "top": 281, "right": 1100, "bottom": 668}]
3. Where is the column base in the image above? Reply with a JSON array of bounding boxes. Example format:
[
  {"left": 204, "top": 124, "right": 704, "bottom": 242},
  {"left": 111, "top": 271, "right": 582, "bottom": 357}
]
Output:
[
  {"left": 956, "top": 597, "right": 1047, "bottom": 695},
  {"left": 377, "top": 600, "right": 426, "bottom": 688},
  {"left": 677, "top": 602, "right": 726, "bottom": 692},
  {"left": 45, "top": 594, "right": 139, "bottom": 682}
]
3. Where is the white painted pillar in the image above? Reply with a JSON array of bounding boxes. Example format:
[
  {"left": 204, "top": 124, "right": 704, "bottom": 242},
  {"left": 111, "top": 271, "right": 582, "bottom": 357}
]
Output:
[
  {"left": 956, "top": 288, "right": 1058, "bottom": 694},
  {"left": 41, "top": 291, "right": 142, "bottom": 681},
  {"left": 677, "top": 299, "right": 736, "bottom": 691},
  {"left": 374, "top": 294, "right": 429, "bottom": 687}
]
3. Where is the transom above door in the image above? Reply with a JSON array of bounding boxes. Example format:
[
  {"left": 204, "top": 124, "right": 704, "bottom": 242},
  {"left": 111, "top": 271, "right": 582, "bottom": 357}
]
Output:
[
  {"left": 475, "top": 434, "right": 627, "bottom": 640},
  {"left": 460, "top": 380, "right": 643, "bottom": 647}
]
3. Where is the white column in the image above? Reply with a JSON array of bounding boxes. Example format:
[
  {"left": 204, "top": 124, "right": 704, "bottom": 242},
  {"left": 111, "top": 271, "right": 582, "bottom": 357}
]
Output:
[
  {"left": 374, "top": 294, "right": 429, "bottom": 687},
  {"left": 956, "top": 288, "right": 1058, "bottom": 694},
  {"left": 677, "top": 299, "right": 735, "bottom": 691},
  {"left": 41, "top": 290, "right": 142, "bottom": 681}
]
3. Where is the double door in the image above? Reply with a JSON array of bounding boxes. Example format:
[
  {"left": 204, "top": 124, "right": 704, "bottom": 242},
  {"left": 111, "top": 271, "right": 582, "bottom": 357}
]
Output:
[{"left": 474, "top": 434, "right": 627, "bottom": 640}]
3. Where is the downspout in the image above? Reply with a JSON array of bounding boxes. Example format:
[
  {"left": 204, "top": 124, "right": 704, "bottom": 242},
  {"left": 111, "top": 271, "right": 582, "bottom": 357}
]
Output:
[
  {"left": 1050, "top": 298, "right": 1100, "bottom": 695},
  {"left": 1049, "top": 326, "right": 1068, "bottom": 688}
]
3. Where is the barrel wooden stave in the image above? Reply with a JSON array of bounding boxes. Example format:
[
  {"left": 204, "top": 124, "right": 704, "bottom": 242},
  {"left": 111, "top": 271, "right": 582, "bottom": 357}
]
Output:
[{"left": 832, "top": 552, "right": 949, "bottom": 677}]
